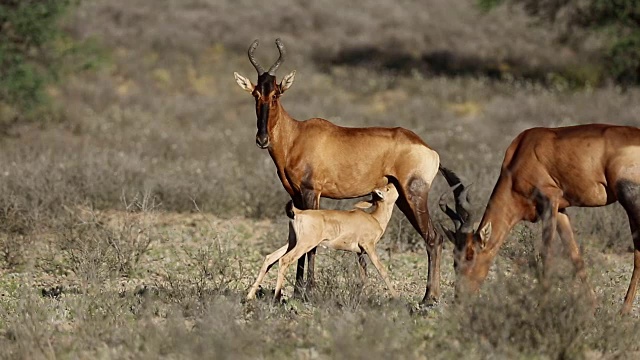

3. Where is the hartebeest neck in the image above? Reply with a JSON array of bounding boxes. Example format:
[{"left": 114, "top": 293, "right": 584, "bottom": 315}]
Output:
[
  {"left": 266, "top": 101, "right": 299, "bottom": 162},
  {"left": 477, "top": 179, "right": 525, "bottom": 259},
  {"left": 371, "top": 202, "right": 396, "bottom": 230}
]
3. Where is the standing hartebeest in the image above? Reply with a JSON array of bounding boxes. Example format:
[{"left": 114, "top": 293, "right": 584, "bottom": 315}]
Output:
[
  {"left": 439, "top": 124, "right": 640, "bottom": 314},
  {"left": 234, "top": 38, "right": 443, "bottom": 304}
]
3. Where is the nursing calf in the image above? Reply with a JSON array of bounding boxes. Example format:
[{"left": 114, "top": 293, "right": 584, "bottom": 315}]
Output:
[{"left": 247, "top": 183, "right": 400, "bottom": 301}]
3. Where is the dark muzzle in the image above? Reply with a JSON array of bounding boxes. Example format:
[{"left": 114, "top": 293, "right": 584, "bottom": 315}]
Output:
[{"left": 256, "top": 133, "right": 270, "bottom": 149}]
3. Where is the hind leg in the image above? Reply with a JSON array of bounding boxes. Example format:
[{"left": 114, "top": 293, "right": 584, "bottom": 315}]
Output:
[
  {"left": 396, "top": 177, "right": 442, "bottom": 305},
  {"left": 274, "top": 235, "right": 320, "bottom": 302},
  {"left": 247, "top": 244, "right": 289, "bottom": 300},
  {"left": 621, "top": 220, "right": 640, "bottom": 315},
  {"left": 616, "top": 180, "right": 640, "bottom": 314},
  {"left": 292, "top": 190, "right": 320, "bottom": 299},
  {"left": 357, "top": 252, "right": 368, "bottom": 284},
  {"left": 534, "top": 187, "right": 563, "bottom": 286}
]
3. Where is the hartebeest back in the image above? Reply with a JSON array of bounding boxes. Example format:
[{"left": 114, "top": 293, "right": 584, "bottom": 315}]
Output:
[
  {"left": 439, "top": 123, "right": 640, "bottom": 314},
  {"left": 234, "top": 39, "right": 443, "bottom": 304}
]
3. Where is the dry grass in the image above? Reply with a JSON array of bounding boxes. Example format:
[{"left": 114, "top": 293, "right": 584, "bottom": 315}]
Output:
[
  {"left": 1, "top": 211, "right": 640, "bottom": 359},
  {"left": 0, "top": 0, "right": 639, "bottom": 358}
]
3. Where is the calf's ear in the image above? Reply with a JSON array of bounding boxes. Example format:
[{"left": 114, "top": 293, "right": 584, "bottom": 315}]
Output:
[{"left": 354, "top": 201, "right": 373, "bottom": 209}]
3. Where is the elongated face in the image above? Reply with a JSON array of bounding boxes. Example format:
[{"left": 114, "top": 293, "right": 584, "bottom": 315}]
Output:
[
  {"left": 233, "top": 39, "right": 296, "bottom": 149},
  {"left": 451, "top": 232, "right": 481, "bottom": 293},
  {"left": 446, "top": 224, "right": 493, "bottom": 297},
  {"left": 253, "top": 73, "right": 278, "bottom": 148},
  {"left": 437, "top": 175, "right": 492, "bottom": 297}
]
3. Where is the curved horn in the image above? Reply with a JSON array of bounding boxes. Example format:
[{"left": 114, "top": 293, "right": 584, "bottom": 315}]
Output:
[
  {"left": 248, "top": 39, "right": 265, "bottom": 74},
  {"left": 267, "top": 38, "right": 285, "bottom": 75},
  {"left": 439, "top": 190, "right": 462, "bottom": 229},
  {"left": 456, "top": 184, "right": 473, "bottom": 220},
  {"left": 457, "top": 184, "right": 476, "bottom": 233}
]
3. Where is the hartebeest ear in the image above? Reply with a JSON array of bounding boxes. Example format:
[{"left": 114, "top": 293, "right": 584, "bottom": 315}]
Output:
[
  {"left": 279, "top": 70, "right": 296, "bottom": 93},
  {"left": 234, "top": 72, "right": 255, "bottom": 94},
  {"left": 478, "top": 222, "right": 492, "bottom": 249},
  {"left": 354, "top": 201, "right": 373, "bottom": 209}
]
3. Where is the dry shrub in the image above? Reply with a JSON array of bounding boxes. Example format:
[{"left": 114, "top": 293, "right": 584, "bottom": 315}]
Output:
[
  {"left": 2, "top": 1, "right": 640, "bottom": 359},
  {"left": 107, "top": 192, "right": 160, "bottom": 275},
  {"left": 56, "top": 214, "right": 118, "bottom": 284},
  {"left": 0, "top": 235, "right": 30, "bottom": 270},
  {"left": 446, "top": 256, "right": 640, "bottom": 359},
  {"left": 322, "top": 304, "right": 419, "bottom": 360},
  {"left": 157, "top": 232, "right": 245, "bottom": 313},
  {"left": 0, "top": 197, "right": 35, "bottom": 270},
  {"left": 570, "top": 205, "right": 632, "bottom": 253},
  {"left": 454, "top": 272, "right": 592, "bottom": 358},
  {"left": 311, "top": 252, "right": 369, "bottom": 311},
  {"left": 53, "top": 194, "right": 160, "bottom": 283},
  {"left": 0, "top": 290, "right": 58, "bottom": 360}
]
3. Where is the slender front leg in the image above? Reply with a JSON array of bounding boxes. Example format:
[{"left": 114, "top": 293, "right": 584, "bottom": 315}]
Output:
[
  {"left": 362, "top": 243, "right": 398, "bottom": 297},
  {"left": 423, "top": 227, "right": 443, "bottom": 304},
  {"left": 556, "top": 210, "right": 595, "bottom": 306},
  {"left": 556, "top": 210, "right": 588, "bottom": 282},
  {"left": 535, "top": 188, "right": 560, "bottom": 287}
]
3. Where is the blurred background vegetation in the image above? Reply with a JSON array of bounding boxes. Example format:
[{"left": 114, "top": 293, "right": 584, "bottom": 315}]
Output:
[
  {"left": 2, "top": 0, "right": 639, "bottom": 122},
  {"left": 479, "top": 0, "right": 640, "bottom": 85},
  {"left": 0, "top": 1, "right": 639, "bottom": 358},
  {"left": 0, "top": 0, "right": 104, "bottom": 125},
  {"left": 0, "top": 0, "right": 638, "bottom": 252}
]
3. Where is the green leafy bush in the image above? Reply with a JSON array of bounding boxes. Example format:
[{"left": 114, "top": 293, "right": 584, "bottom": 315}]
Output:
[
  {"left": 478, "top": 0, "right": 640, "bottom": 85},
  {"left": 0, "top": 0, "right": 99, "bottom": 119}
]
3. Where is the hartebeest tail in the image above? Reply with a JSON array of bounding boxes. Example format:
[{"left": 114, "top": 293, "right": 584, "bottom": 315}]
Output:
[
  {"left": 439, "top": 123, "right": 640, "bottom": 314},
  {"left": 235, "top": 38, "right": 444, "bottom": 304},
  {"left": 247, "top": 184, "right": 400, "bottom": 301}
]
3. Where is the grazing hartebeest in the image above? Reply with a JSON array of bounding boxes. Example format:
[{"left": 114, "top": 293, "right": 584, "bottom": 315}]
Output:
[
  {"left": 439, "top": 124, "right": 640, "bottom": 314},
  {"left": 234, "top": 38, "right": 443, "bottom": 304}
]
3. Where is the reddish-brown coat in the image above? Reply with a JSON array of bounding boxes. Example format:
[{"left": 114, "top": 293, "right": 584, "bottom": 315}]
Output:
[
  {"left": 235, "top": 40, "right": 443, "bottom": 303},
  {"left": 444, "top": 124, "right": 640, "bottom": 314}
]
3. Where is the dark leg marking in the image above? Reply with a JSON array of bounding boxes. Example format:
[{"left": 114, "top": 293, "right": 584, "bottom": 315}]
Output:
[
  {"left": 617, "top": 180, "right": 640, "bottom": 213},
  {"left": 533, "top": 187, "right": 564, "bottom": 285},
  {"left": 396, "top": 176, "right": 442, "bottom": 305},
  {"left": 617, "top": 180, "right": 640, "bottom": 314}
]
